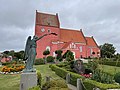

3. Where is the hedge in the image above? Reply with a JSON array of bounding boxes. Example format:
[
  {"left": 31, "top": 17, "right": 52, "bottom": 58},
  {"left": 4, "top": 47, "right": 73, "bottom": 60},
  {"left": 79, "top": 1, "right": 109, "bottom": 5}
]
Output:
[
  {"left": 99, "top": 60, "right": 120, "bottom": 67},
  {"left": 34, "top": 58, "right": 44, "bottom": 65},
  {"left": 49, "top": 64, "right": 120, "bottom": 90}
]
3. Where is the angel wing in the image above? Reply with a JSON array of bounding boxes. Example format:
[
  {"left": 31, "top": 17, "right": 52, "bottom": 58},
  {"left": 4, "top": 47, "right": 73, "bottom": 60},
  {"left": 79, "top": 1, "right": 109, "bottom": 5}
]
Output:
[{"left": 24, "top": 36, "right": 31, "bottom": 60}]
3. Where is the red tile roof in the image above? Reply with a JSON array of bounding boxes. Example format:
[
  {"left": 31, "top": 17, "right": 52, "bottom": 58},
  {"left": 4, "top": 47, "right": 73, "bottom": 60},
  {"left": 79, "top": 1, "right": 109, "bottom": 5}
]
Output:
[
  {"left": 85, "top": 37, "right": 98, "bottom": 47},
  {"left": 60, "top": 28, "right": 86, "bottom": 43},
  {"left": 36, "top": 11, "right": 59, "bottom": 27}
]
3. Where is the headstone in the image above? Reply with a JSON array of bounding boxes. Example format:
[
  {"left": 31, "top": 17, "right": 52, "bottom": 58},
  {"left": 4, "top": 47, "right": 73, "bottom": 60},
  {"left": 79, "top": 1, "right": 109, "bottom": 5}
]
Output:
[
  {"left": 77, "top": 79, "right": 83, "bottom": 90},
  {"left": 73, "top": 59, "right": 85, "bottom": 74},
  {"left": 20, "top": 72, "right": 37, "bottom": 90},
  {"left": 66, "top": 73, "right": 71, "bottom": 84}
]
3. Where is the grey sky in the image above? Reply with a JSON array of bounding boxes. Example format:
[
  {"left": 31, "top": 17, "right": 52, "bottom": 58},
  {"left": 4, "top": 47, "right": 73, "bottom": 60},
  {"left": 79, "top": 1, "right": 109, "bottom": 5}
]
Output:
[{"left": 0, "top": 0, "right": 120, "bottom": 53}]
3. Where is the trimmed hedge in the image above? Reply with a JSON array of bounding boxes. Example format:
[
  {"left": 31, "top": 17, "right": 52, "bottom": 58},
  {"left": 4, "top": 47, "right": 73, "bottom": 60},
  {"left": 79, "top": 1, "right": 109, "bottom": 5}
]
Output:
[
  {"left": 99, "top": 60, "right": 120, "bottom": 67},
  {"left": 49, "top": 64, "right": 120, "bottom": 90}
]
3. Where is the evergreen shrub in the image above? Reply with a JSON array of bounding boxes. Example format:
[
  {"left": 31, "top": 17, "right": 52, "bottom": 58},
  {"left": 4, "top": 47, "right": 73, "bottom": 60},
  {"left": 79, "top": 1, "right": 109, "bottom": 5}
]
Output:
[
  {"left": 46, "top": 56, "right": 54, "bottom": 63},
  {"left": 34, "top": 58, "right": 44, "bottom": 65},
  {"left": 114, "top": 72, "right": 120, "bottom": 84}
]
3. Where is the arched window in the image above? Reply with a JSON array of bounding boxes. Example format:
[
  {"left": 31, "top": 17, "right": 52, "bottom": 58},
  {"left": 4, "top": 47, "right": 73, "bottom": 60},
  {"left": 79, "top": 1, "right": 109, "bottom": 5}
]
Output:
[{"left": 46, "top": 46, "right": 50, "bottom": 51}]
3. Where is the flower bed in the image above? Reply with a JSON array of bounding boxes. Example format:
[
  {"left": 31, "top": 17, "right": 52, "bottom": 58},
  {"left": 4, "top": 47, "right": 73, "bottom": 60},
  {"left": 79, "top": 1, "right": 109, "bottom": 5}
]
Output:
[{"left": 0, "top": 64, "right": 25, "bottom": 74}]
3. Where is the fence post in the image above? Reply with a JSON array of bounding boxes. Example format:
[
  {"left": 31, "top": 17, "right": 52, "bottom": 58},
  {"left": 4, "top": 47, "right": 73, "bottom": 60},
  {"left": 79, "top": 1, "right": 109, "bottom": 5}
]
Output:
[
  {"left": 77, "top": 78, "right": 83, "bottom": 90},
  {"left": 66, "top": 73, "right": 70, "bottom": 84}
]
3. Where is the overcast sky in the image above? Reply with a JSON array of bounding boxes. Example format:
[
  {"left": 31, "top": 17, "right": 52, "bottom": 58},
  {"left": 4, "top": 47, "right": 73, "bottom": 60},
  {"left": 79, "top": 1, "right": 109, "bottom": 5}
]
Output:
[{"left": 0, "top": 0, "right": 120, "bottom": 53}]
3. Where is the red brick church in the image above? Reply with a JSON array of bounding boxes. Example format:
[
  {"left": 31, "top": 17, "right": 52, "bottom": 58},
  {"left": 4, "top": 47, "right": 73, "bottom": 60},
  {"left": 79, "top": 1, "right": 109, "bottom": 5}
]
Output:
[{"left": 35, "top": 10, "right": 100, "bottom": 59}]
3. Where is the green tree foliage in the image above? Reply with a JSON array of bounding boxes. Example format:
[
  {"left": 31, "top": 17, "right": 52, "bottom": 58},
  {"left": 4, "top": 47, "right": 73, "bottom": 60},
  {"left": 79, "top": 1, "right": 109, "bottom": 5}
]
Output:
[
  {"left": 100, "top": 43, "right": 116, "bottom": 58},
  {"left": 14, "top": 50, "right": 24, "bottom": 60},
  {"left": 2, "top": 50, "right": 24, "bottom": 60},
  {"left": 63, "top": 50, "right": 74, "bottom": 61},
  {"left": 55, "top": 50, "right": 63, "bottom": 61},
  {"left": 43, "top": 50, "right": 50, "bottom": 56}
]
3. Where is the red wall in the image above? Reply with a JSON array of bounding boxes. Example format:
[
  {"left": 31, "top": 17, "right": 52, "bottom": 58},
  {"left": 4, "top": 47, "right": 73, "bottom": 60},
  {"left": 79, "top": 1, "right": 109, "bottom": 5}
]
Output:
[{"left": 35, "top": 25, "right": 60, "bottom": 58}]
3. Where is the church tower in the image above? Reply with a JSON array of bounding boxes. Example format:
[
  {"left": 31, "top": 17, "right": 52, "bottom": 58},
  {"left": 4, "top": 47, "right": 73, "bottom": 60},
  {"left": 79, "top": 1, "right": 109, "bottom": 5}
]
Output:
[{"left": 35, "top": 10, "right": 60, "bottom": 58}]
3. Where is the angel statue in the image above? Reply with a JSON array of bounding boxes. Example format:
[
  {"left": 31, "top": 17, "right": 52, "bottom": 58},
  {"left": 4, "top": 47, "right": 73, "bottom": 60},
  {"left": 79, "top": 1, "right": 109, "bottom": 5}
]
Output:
[{"left": 23, "top": 33, "right": 57, "bottom": 72}]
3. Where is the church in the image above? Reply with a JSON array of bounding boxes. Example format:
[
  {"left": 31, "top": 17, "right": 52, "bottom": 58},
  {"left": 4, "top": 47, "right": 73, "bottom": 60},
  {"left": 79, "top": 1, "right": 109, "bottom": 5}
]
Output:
[{"left": 35, "top": 10, "right": 100, "bottom": 59}]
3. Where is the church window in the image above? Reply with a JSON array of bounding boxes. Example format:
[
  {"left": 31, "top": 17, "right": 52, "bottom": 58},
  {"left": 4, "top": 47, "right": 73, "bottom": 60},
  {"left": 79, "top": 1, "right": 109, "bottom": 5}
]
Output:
[
  {"left": 48, "top": 29, "right": 51, "bottom": 33},
  {"left": 46, "top": 46, "right": 50, "bottom": 51},
  {"left": 41, "top": 28, "right": 45, "bottom": 32},
  {"left": 79, "top": 46, "right": 82, "bottom": 52}
]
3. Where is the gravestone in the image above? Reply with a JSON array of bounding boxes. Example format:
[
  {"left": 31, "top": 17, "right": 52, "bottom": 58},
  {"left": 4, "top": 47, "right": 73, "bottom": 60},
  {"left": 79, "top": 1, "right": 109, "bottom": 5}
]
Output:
[{"left": 73, "top": 59, "right": 85, "bottom": 74}]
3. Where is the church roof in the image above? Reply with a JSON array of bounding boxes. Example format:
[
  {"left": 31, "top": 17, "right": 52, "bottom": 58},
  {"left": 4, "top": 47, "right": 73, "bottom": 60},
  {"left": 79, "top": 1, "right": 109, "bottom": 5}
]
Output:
[
  {"left": 85, "top": 37, "right": 99, "bottom": 47},
  {"left": 60, "top": 28, "right": 86, "bottom": 43},
  {"left": 36, "top": 11, "right": 60, "bottom": 27}
]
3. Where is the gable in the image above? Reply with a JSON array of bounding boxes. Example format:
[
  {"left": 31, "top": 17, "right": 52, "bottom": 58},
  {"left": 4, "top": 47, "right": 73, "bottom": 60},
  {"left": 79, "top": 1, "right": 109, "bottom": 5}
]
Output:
[{"left": 85, "top": 37, "right": 99, "bottom": 47}]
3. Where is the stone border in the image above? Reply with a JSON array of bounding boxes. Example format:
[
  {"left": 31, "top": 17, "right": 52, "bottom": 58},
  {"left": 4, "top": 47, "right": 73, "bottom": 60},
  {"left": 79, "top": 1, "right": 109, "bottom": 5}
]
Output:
[{"left": 0, "top": 71, "right": 22, "bottom": 74}]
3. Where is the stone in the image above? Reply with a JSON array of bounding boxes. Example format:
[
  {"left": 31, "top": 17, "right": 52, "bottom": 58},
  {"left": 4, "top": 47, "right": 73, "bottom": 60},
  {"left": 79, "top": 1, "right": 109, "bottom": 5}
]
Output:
[
  {"left": 73, "top": 59, "right": 85, "bottom": 74},
  {"left": 20, "top": 72, "right": 37, "bottom": 90},
  {"left": 77, "top": 79, "right": 83, "bottom": 90}
]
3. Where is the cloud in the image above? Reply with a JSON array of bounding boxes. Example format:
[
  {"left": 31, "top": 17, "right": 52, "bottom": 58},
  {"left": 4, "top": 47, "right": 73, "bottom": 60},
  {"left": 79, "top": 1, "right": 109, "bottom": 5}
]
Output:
[{"left": 0, "top": 0, "right": 120, "bottom": 53}]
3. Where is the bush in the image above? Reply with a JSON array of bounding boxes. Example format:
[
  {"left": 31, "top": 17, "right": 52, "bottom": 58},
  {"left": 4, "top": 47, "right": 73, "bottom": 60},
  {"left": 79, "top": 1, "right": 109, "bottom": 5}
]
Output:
[
  {"left": 49, "top": 64, "right": 120, "bottom": 90},
  {"left": 83, "top": 79, "right": 120, "bottom": 90},
  {"left": 49, "top": 64, "right": 69, "bottom": 79},
  {"left": 114, "top": 72, "right": 120, "bottom": 84},
  {"left": 29, "top": 86, "right": 41, "bottom": 90},
  {"left": 37, "top": 71, "right": 42, "bottom": 87},
  {"left": 42, "top": 79, "right": 68, "bottom": 90},
  {"left": 99, "top": 59, "right": 120, "bottom": 67},
  {"left": 34, "top": 58, "right": 44, "bottom": 65},
  {"left": 46, "top": 56, "right": 54, "bottom": 63},
  {"left": 91, "top": 69, "right": 114, "bottom": 84}
]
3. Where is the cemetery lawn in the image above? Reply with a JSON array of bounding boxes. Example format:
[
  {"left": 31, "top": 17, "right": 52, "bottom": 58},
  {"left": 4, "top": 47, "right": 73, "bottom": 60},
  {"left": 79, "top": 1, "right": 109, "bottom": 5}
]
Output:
[
  {"left": 98, "top": 65, "right": 120, "bottom": 75},
  {"left": 0, "top": 64, "right": 63, "bottom": 90}
]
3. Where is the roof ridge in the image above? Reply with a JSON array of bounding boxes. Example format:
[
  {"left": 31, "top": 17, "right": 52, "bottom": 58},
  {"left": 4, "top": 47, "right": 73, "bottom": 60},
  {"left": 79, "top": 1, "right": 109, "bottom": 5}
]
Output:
[
  {"left": 36, "top": 10, "right": 56, "bottom": 16},
  {"left": 60, "top": 28, "right": 81, "bottom": 32}
]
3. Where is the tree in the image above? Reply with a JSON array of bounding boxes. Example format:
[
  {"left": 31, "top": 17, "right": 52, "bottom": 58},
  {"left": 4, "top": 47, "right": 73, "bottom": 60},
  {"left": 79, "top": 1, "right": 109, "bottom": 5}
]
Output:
[
  {"left": 55, "top": 50, "right": 63, "bottom": 61},
  {"left": 100, "top": 43, "right": 116, "bottom": 58},
  {"left": 14, "top": 50, "right": 24, "bottom": 60},
  {"left": 63, "top": 50, "right": 74, "bottom": 61}
]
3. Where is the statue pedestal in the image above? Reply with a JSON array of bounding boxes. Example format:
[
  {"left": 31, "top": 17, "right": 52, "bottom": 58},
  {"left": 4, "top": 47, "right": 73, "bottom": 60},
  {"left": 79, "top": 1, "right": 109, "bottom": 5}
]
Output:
[{"left": 20, "top": 72, "right": 37, "bottom": 90}]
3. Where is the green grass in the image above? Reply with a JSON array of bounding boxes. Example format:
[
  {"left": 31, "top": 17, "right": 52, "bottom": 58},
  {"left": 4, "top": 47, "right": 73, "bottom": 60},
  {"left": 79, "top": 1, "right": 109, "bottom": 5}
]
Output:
[
  {"left": 0, "top": 64, "right": 63, "bottom": 90},
  {"left": 0, "top": 74, "right": 20, "bottom": 90},
  {"left": 98, "top": 65, "right": 120, "bottom": 75},
  {"left": 34, "top": 64, "right": 64, "bottom": 85}
]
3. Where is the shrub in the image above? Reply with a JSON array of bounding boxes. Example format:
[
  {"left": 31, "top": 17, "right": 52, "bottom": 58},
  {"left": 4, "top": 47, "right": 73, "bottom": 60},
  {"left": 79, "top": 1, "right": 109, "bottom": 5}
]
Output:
[
  {"left": 42, "top": 79, "right": 68, "bottom": 90},
  {"left": 29, "top": 86, "right": 41, "bottom": 90},
  {"left": 37, "top": 71, "right": 42, "bottom": 87},
  {"left": 49, "top": 64, "right": 69, "bottom": 79},
  {"left": 92, "top": 69, "right": 114, "bottom": 84},
  {"left": 46, "top": 56, "right": 54, "bottom": 63},
  {"left": 114, "top": 72, "right": 120, "bottom": 84},
  {"left": 99, "top": 59, "right": 120, "bottom": 67},
  {"left": 34, "top": 58, "right": 44, "bottom": 65},
  {"left": 83, "top": 79, "right": 120, "bottom": 90}
]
